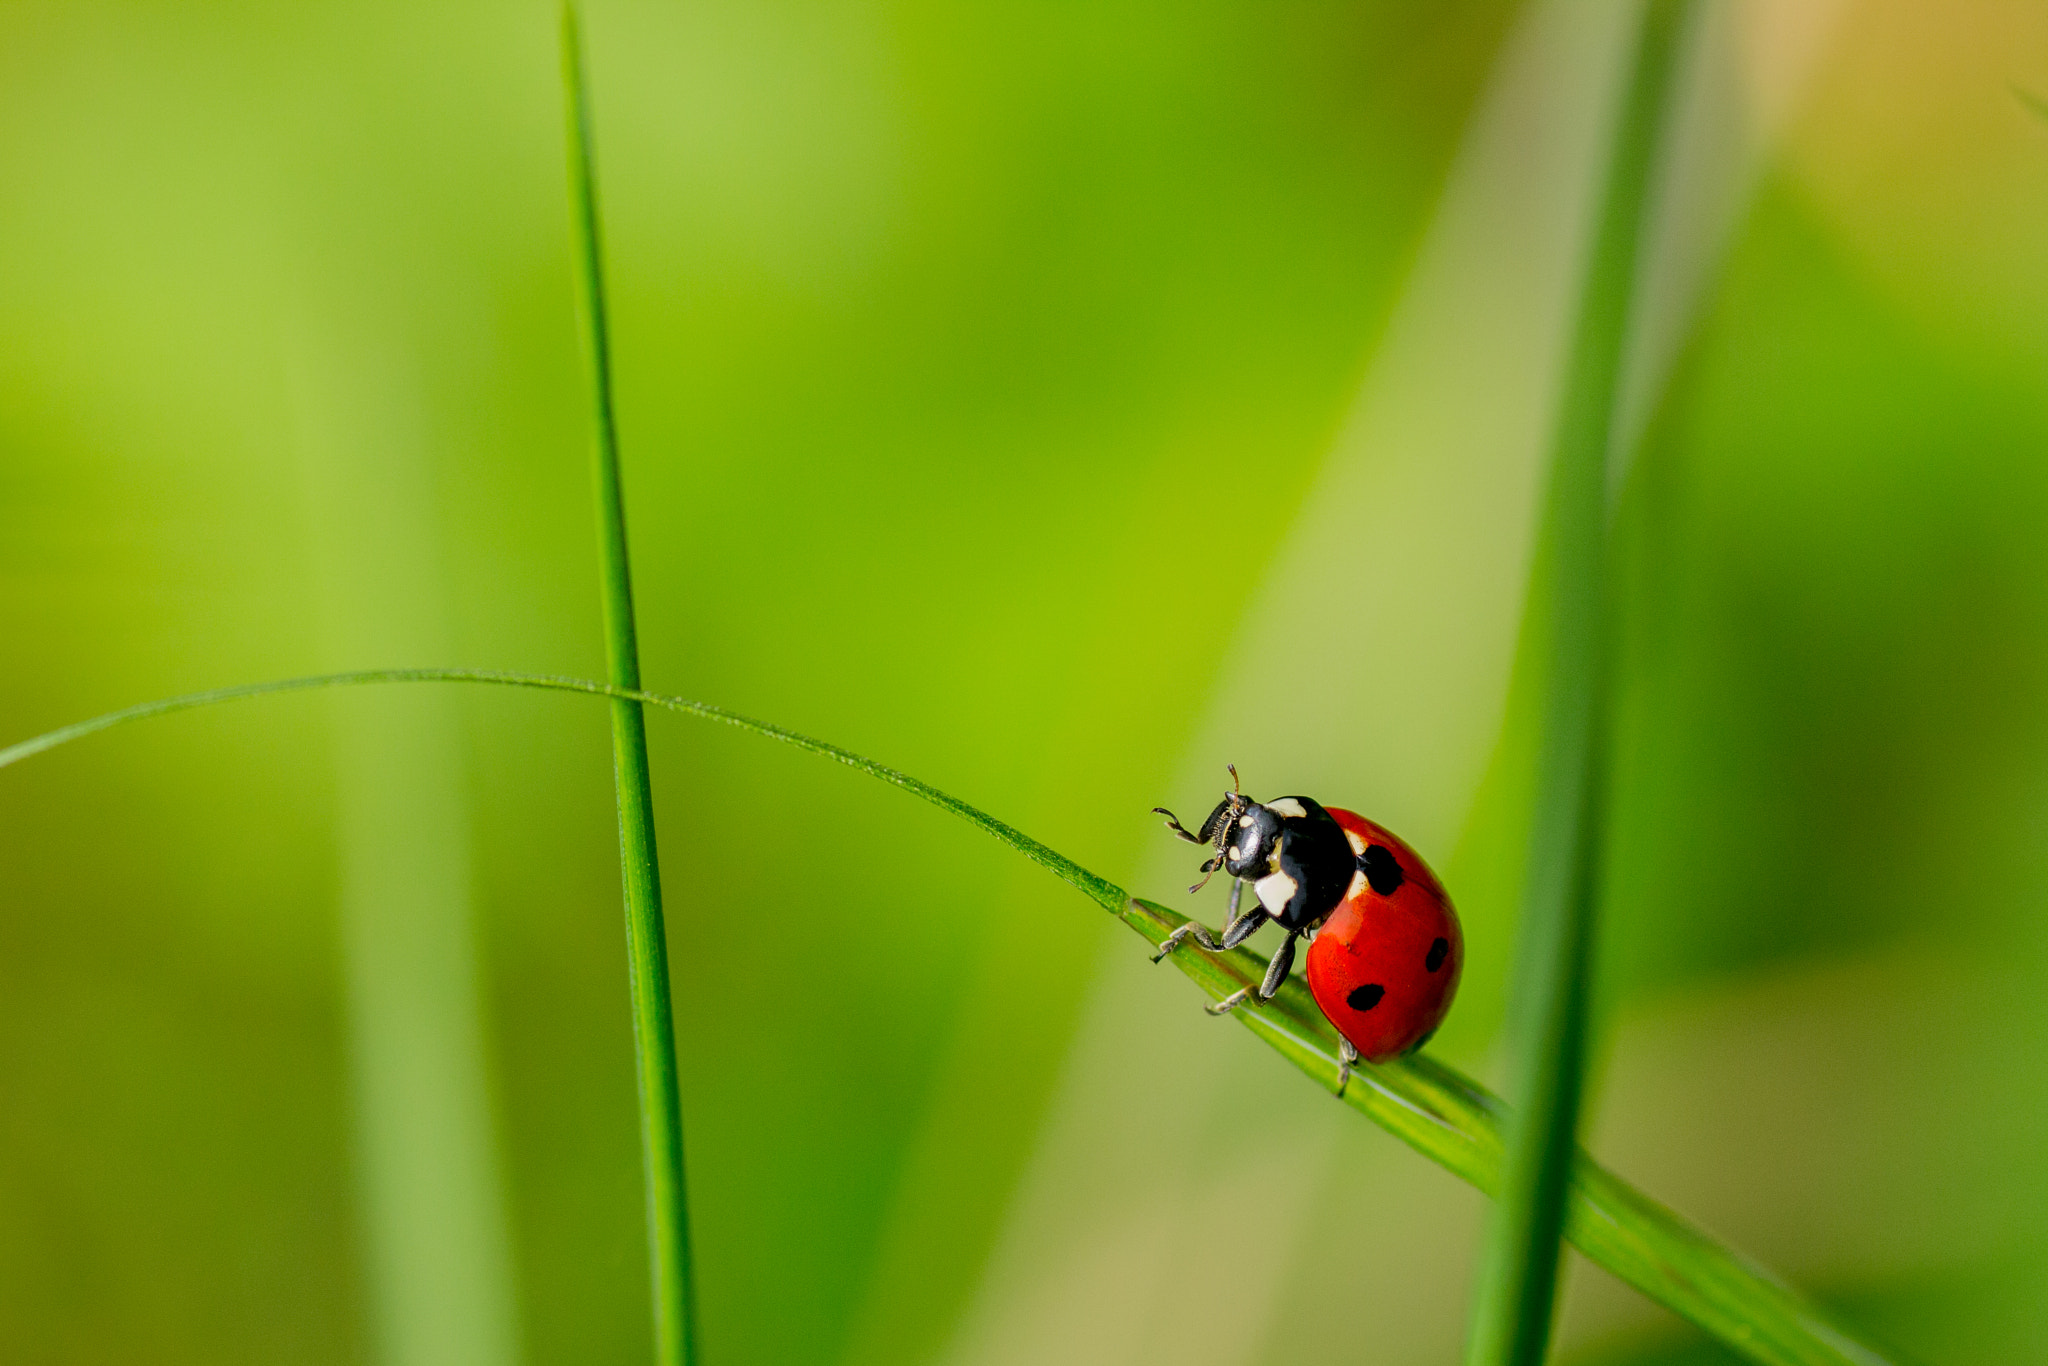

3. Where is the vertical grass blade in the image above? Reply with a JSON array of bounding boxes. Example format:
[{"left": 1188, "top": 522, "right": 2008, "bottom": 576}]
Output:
[
  {"left": 560, "top": 7, "right": 700, "bottom": 1364},
  {"left": 1464, "top": 4, "right": 1694, "bottom": 1364}
]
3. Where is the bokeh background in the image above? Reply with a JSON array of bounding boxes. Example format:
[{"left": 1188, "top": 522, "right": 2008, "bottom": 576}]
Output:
[{"left": 5, "top": 1, "right": 2048, "bottom": 1363}]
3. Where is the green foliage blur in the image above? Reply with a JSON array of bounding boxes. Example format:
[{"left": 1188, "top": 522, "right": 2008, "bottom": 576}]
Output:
[{"left": 3, "top": 2, "right": 2046, "bottom": 1365}]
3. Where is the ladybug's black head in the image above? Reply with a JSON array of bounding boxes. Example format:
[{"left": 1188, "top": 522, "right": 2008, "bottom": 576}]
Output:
[
  {"left": 1152, "top": 765, "right": 1287, "bottom": 892},
  {"left": 1218, "top": 801, "right": 1284, "bottom": 879}
]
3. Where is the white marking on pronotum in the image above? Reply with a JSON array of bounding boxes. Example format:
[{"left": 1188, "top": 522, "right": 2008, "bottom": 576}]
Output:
[
  {"left": 1227, "top": 845, "right": 1242, "bottom": 861},
  {"left": 1346, "top": 869, "right": 1368, "bottom": 901},
  {"left": 1265, "top": 797, "right": 1307, "bottom": 819},
  {"left": 1238, "top": 813, "right": 1256, "bottom": 828},
  {"left": 1341, "top": 827, "right": 1367, "bottom": 856},
  {"left": 1255, "top": 870, "right": 1299, "bottom": 915}
]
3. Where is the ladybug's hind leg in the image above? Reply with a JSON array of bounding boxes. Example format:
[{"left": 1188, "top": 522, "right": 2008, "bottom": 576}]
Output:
[{"left": 1334, "top": 1037, "right": 1359, "bottom": 1098}]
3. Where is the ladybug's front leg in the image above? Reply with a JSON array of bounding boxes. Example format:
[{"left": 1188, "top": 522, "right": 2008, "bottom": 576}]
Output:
[{"left": 1153, "top": 795, "right": 1230, "bottom": 847}]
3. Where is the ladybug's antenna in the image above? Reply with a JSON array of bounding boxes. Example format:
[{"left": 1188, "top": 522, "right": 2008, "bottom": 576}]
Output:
[{"left": 1156, "top": 765, "right": 1252, "bottom": 894}]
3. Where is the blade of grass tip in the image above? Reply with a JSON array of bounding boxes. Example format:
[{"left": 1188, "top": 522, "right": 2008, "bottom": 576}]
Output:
[
  {"left": 559, "top": 5, "right": 697, "bottom": 1363},
  {"left": 1466, "top": 5, "right": 1693, "bottom": 1366},
  {"left": 1, "top": 668, "right": 1894, "bottom": 1363}
]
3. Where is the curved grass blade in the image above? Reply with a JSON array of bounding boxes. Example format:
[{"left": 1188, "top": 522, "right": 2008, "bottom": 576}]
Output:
[
  {"left": 0, "top": 669, "right": 1122, "bottom": 915},
  {"left": 1469, "top": 5, "right": 1695, "bottom": 1364},
  {"left": 559, "top": 4, "right": 695, "bottom": 1359},
  {"left": 0, "top": 669, "right": 1887, "bottom": 1365}
]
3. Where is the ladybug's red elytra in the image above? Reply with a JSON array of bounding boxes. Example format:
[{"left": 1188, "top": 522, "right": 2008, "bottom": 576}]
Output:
[{"left": 1152, "top": 768, "right": 1463, "bottom": 1090}]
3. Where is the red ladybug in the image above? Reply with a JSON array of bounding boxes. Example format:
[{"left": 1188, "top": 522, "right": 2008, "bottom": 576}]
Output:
[{"left": 1153, "top": 769, "right": 1462, "bottom": 1088}]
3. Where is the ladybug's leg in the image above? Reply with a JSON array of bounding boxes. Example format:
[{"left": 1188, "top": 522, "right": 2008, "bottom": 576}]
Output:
[
  {"left": 1151, "top": 902, "right": 1269, "bottom": 962},
  {"left": 1153, "top": 807, "right": 1206, "bottom": 844},
  {"left": 1335, "top": 1037, "right": 1359, "bottom": 1098},
  {"left": 1256, "top": 930, "right": 1298, "bottom": 998},
  {"left": 1155, "top": 795, "right": 1233, "bottom": 847},
  {"left": 1207, "top": 986, "right": 1252, "bottom": 1014},
  {"left": 1206, "top": 929, "right": 1296, "bottom": 1016},
  {"left": 1151, "top": 880, "right": 1265, "bottom": 964},
  {"left": 1216, "top": 899, "right": 1268, "bottom": 951},
  {"left": 1149, "top": 919, "right": 1221, "bottom": 962}
]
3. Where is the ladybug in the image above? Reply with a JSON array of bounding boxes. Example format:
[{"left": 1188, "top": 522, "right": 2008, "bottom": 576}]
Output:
[{"left": 1153, "top": 767, "right": 1463, "bottom": 1089}]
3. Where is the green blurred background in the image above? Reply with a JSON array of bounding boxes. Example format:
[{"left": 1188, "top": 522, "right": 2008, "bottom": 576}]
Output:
[{"left": 5, "top": 0, "right": 2048, "bottom": 1363}]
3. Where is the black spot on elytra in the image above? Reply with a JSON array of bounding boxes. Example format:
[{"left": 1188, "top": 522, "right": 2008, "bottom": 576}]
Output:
[
  {"left": 1426, "top": 937, "right": 1449, "bottom": 973},
  {"left": 1346, "top": 983, "right": 1385, "bottom": 1012},
  {"left": 1359, "top": 845, "right": 1404, "bottom": 896}
]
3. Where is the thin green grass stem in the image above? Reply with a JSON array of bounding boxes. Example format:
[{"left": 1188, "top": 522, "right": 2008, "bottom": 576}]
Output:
[
  {"left": 1, "top": 668, "right": 1890, "bottom": 1366},
  {"left": 1466, "top": 5, "right": 1693, "bottom": 1365},
  {"left": 559, "top": 6, "right": 696, "bottom": 1362}
]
